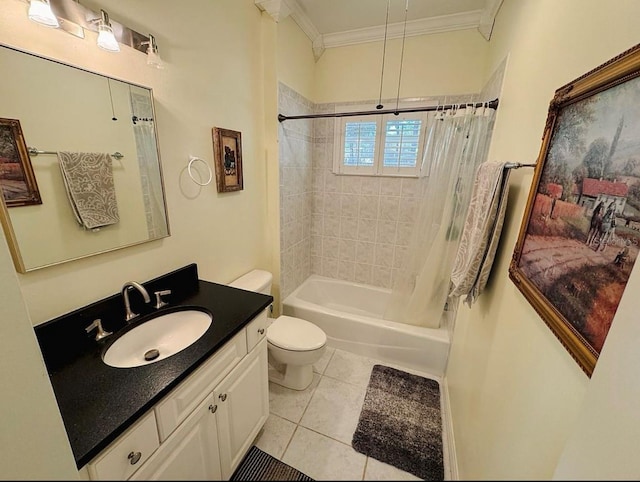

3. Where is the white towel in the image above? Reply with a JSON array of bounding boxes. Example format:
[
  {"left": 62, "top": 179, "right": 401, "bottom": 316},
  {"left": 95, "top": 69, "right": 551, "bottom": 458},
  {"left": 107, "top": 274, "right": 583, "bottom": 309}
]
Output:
[
  {"left": 57, "top": 152, "right": 119, "bottom": 230},
  {"left": 449, "top": 161, "right": 511, "bottom": 306}
]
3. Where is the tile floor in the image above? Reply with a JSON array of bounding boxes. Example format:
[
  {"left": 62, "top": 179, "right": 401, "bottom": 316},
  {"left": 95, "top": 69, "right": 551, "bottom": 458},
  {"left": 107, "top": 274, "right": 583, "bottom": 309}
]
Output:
[{"left": 253, "top": 347, "right": 450, "bottom": 481}]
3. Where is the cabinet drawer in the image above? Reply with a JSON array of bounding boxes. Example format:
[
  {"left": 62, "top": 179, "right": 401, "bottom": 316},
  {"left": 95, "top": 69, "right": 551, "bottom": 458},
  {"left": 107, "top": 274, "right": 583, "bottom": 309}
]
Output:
[
  {"left": 155, "top": 330, "right": 247, "bottom": 441},
  {"left": 86, "top": 411, "right": 159, "bottom": 481},
  {"left": 245, "top": 309, "right": 268, "bottom": 352}
]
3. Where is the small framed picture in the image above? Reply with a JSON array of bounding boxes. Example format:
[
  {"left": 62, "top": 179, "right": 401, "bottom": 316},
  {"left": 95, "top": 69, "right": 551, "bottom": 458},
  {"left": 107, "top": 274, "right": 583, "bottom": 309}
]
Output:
[
  {"left": 212, "top": 127, "right": 243, "bottom": 193},
  {"left": 0, "top": 118, "right": 41, "bottom": 207}
]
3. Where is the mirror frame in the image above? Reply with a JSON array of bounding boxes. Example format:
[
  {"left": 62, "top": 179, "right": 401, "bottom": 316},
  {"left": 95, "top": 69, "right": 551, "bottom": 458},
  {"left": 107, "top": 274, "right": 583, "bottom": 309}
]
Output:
[{"left": 0, "top": 44, "right": 171, "bottom": 273}]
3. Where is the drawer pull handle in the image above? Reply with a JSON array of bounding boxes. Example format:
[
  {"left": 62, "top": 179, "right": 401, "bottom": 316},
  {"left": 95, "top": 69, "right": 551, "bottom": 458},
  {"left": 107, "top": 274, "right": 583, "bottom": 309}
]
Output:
[
  {"left": 219, "top": 393, "right": 227, "bottom": 402},
  {"left": 258, "top": 328, "right": 265, "bottom": 335},
  {"left": 209, "top": 404, "right": 218, "bottom": 413},
  {"left": 128, "top": 451, "right": 142, "bottom": 465}
]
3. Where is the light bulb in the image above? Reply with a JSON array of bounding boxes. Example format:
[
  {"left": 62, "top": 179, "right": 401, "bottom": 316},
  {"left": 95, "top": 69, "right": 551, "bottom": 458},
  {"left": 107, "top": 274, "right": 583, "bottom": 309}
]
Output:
[
  {"left": 28, "top": 0, "right": 59, "bottom": 28},
  {"left": 146, "top": 46, "right": 163, "bottom": 69},
  {"left": 97, "top": 10, "right": 119, "bottom": 52},
  {"left": 97, "top": 23, "right": 119, "bottom": 52},
  {"left": 145, "top": 35, "right": 164, "bottom": 69}
]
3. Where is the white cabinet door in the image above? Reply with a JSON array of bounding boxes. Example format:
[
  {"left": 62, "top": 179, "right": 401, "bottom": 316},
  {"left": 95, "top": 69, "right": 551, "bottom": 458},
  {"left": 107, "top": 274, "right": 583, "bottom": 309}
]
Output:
[
  {"left": 154, "top": 331, "right": 247, "bottom": 442},
  {"left": 215, "top": 339, "right": 269, "bottom": 479},
  {"left": 130, "top": 394, "right": 222, "bottom": 481}
]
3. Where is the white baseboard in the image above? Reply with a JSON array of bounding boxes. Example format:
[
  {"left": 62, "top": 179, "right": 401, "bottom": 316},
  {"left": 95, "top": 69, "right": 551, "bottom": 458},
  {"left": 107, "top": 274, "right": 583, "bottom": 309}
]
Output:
[{"left": 441, "top": 376, "right": 459, "bottom": 480}]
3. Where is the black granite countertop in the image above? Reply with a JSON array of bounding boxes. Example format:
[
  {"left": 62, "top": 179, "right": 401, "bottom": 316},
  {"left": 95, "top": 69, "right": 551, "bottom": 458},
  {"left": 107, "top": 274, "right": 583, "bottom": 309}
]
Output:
[{"left": 34, "top": 264, "right": 272, "bottom": 469}]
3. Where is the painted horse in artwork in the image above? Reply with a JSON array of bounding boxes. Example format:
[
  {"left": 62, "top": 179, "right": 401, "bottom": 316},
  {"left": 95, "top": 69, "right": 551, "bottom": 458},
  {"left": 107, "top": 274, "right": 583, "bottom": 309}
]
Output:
[
  {"left": 591, "top": 203, "right": 617, "bottom": 251},
  {"left": 586, "top": 201, "right": 605, "bottom": 246}
]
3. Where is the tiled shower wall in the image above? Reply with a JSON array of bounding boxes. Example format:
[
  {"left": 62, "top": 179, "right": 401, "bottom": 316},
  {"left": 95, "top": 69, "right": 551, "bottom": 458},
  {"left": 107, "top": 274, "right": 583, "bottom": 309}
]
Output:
[
  {"left": 311, "top": 111, "right": 420, "bottom": 288},
  {"left": 278, "top": 84, "right": 423, "bottom": 296},
  {"left": 278, "top": 84, "right": 313, "bottom": 300},
  {"left": 279, "top": 83, "right": 484, "bottom": 297}
]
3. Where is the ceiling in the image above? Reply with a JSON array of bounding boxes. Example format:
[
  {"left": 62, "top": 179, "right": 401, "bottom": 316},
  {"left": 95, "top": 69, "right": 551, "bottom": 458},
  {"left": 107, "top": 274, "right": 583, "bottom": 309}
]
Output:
[{"left": 256, "top": 0, "right": 503, "bottom": 58}]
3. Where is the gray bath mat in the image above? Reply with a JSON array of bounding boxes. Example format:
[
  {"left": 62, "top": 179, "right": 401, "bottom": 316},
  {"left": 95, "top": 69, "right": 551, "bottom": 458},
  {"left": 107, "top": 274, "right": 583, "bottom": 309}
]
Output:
[
  {"left": 352, "top": 365, "right": 444, "bottom": 480},
  {"left": 231, "top": 446, "right": 314, "bottom": 481}
]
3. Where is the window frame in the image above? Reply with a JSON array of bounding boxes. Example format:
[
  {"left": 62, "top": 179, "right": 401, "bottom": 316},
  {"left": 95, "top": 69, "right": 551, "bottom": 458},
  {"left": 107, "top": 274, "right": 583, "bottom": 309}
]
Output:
[{"left": 333, "top": 104, "right": 431, "bottom": 178}]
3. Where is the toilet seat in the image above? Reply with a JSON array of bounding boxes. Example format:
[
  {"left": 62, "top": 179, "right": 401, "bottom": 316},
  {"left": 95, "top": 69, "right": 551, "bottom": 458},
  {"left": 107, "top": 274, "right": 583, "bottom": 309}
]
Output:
[{"left": 267, "top": 316, "right": 326, "bottom": 351}]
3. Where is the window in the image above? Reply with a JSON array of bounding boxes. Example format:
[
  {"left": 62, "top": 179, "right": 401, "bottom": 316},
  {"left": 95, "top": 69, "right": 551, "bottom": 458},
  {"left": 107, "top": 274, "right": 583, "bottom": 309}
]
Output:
[{"left": 334, "top": 106, "right": 431, "bottom": 177}]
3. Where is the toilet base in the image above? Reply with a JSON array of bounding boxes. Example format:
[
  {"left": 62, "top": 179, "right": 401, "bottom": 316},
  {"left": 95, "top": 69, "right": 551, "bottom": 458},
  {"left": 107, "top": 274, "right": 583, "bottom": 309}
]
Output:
[{"left": 268, "top": 361, "right": 314, "bottom": 391}]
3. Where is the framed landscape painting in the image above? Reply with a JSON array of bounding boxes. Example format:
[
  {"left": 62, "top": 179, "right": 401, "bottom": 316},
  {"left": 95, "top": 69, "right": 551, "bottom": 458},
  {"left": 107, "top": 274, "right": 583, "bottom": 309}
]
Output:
[
  {"left": 509, "top": 43, "right": 640, "bottom": 376},
  {"left": 0, "top": 118, "right": 41, "bottom": 207}
]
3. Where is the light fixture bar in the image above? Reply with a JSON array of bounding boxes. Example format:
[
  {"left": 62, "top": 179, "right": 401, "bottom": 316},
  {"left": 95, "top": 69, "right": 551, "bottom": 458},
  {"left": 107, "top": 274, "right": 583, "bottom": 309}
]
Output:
[{"left": 36, "top": 0, "right": 154, "bottom": 54}]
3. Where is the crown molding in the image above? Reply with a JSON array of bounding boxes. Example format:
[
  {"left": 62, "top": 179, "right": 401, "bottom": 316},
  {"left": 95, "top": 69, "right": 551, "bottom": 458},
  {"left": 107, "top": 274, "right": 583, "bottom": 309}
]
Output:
[
  {"left": 478, "top": 0, "right": 504, "bottom": 40},
  {"left": 258, "top": 1, "right": 502, "bottom": 60},
  {"left": 287, "top": 0, "right": 324, "bottom": 60},
  {"left": 322, "top": 10, "right": 483, "bottom": 48},
  {"left": 255, "top": 0, "right": 324, "bottom": 60},
  {"left": 254, "top": 0, "right": 292, "bottom": 22}
]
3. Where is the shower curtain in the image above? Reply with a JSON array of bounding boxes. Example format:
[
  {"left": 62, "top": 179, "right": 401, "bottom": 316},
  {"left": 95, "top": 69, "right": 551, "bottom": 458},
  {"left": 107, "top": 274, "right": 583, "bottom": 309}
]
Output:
[
  {"left": 130, "top": 90, "right": 167, "bottom": 238},
  {"left": 384, "top": 105, "right": 495, "bottom": 328}
]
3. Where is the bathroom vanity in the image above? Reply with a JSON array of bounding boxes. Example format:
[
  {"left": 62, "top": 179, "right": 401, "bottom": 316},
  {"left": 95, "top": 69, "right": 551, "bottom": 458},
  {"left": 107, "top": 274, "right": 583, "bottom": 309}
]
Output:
[{"left": 34, "top": 264, "right": 273, "bottom": 480}]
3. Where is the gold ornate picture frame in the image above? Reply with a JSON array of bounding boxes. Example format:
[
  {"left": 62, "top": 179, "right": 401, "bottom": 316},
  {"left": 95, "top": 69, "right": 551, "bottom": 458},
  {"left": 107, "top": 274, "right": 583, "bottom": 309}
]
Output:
[{"left": 510, "top": 43, "right": 640, "bottom": 377}]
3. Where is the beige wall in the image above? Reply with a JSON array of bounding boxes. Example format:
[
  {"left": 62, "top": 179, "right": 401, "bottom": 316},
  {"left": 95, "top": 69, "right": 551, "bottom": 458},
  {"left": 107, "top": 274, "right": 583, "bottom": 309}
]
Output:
[
  {"left": 277, "top": 16, "right": 316, "bottom": 102},
  {"left": 314, "top": 29, "right": 489, "bottom": 104},
  {"left": 446, "top": 0, "right": 640, "bottom": 479},
  {"left": 1, "top": 0, "right": 271, "bottom": 325},
  {"left": 0, "top": 221, "right": 78, "bottom": 478}
]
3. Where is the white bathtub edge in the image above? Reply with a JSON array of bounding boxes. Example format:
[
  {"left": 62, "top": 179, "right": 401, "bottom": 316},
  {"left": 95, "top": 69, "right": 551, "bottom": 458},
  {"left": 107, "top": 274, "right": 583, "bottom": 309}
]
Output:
[{"left": 283, "top": 274, "right": 450, "bottom": 376}]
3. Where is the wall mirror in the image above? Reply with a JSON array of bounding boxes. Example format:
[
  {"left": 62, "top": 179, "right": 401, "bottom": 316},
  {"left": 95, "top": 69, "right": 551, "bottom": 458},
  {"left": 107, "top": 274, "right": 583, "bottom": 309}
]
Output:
[{"left": 0, "top": 44, "right": 170, "bottom": 273}]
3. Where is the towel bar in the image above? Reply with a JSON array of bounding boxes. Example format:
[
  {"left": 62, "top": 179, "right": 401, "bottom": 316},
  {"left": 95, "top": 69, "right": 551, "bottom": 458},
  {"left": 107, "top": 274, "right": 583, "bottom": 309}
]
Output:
[
  {"left": 504, "top": 162, "right": 536, "bottom": 169},
  {"left": 28, "top": 147, "right": 124, "bottom": 160}
]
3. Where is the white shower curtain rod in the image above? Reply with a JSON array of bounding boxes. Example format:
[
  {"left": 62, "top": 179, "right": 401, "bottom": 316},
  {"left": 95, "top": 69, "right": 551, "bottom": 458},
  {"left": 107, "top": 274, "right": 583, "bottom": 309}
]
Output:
[{"left": 277, "top": 98, "right": 499, "bottom": 122}]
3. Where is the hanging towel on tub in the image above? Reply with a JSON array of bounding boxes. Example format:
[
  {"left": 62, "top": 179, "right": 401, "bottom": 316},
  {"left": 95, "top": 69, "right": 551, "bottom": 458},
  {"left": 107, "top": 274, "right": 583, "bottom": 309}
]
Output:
[
  {"left": 449, "top": 161, "right": 511, "bottom": 306},
  {"left": 57, "top": 151, "right": 119, "bottom": 230}
]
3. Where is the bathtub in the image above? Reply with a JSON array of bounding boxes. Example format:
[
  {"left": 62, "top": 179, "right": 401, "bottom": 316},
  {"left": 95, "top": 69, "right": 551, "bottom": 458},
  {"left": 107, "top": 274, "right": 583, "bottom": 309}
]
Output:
[{"left": 282, "top": 274, "right": 450, "bottom": 376}]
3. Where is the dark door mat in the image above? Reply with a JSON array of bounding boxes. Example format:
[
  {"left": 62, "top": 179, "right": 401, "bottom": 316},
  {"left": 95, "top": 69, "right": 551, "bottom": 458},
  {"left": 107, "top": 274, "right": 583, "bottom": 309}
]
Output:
[
  {"left": 352, "top": 364, "right": 444, "bottom": 480},
  {"left": 231, "top": 445, "right": 314, "bottom": 481}
]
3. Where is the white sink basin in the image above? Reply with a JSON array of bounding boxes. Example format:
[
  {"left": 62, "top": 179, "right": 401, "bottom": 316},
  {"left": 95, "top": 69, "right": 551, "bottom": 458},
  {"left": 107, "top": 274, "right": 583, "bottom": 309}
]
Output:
[{"left": 103, "top": 308, "right": 212, "bottom": 368}]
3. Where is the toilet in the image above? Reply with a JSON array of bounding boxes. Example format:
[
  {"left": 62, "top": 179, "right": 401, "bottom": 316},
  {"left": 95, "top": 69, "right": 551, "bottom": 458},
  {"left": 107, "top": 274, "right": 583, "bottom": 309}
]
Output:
[{"left": 229, "top": 270, "right": 327, "bottom": 390}]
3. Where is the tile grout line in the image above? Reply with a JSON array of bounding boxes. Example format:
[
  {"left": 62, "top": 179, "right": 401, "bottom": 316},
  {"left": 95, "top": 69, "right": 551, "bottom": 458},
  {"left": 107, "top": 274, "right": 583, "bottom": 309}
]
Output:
[
  {"left": 273, "top": 348, "right": 336, "bottom": 464},
  {"left": 267, "top": 348, "right": 432, "bottom": 480}
]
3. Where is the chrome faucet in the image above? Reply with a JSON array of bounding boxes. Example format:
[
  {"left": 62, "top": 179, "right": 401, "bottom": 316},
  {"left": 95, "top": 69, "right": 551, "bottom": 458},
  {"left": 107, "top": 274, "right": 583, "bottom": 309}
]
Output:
[{"left": 122, "top": 281, "right": 151, "bottom": 322}]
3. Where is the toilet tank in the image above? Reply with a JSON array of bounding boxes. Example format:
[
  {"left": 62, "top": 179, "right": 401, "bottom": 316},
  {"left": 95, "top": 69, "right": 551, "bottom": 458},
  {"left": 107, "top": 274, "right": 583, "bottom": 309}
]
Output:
[{"left": 228, "top": 269, "right": 272, "bottom": 295}]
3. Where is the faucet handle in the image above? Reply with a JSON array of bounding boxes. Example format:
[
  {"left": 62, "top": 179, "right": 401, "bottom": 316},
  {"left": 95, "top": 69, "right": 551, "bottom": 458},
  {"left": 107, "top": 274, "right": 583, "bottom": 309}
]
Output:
[
  {"left": 85, "top": 319, "right": 112, "bottom": 341},
  {"left": 154, "top": 289, "right": 172, "bottom": 309}
]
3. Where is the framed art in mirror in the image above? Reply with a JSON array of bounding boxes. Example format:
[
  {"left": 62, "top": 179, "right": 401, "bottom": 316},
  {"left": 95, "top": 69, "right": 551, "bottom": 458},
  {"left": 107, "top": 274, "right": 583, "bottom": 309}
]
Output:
[
  {"left": 509, "top": 42, "right": 640, "bottom": 377},
  {"left": 0, "top": 118, "right": 41, "bottom": 207},
  {"left": 212, "top": 127, "right": 244, "bottom": 193}
]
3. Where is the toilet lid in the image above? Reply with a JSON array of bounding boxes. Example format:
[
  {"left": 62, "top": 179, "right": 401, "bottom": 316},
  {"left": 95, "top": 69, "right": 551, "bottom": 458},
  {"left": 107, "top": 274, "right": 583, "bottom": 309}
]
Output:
[{"left": 267, "top": 316, "right": 327, "bottom": 351}]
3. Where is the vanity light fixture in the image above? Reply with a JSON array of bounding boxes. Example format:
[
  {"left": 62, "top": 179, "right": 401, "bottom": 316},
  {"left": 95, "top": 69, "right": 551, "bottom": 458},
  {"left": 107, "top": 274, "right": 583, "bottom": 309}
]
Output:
[
  {"left": 96, "top": 9, "right": 120, "bottom": 52},
  {"left": 143, "top": 34, "right": 164, "bottom": 69},
  {"left": 28, "top": 0, "right": 59, "bottom": 28}
]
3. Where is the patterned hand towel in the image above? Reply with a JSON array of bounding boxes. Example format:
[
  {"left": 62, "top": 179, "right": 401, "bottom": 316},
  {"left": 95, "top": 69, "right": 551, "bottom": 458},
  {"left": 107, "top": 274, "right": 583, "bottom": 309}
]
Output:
[
  {"left": 449, "top": 161, "right": 511, "bottom": 306},
  {"left": 57, "top": 152, "right": 119, "bottom": 230}
]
